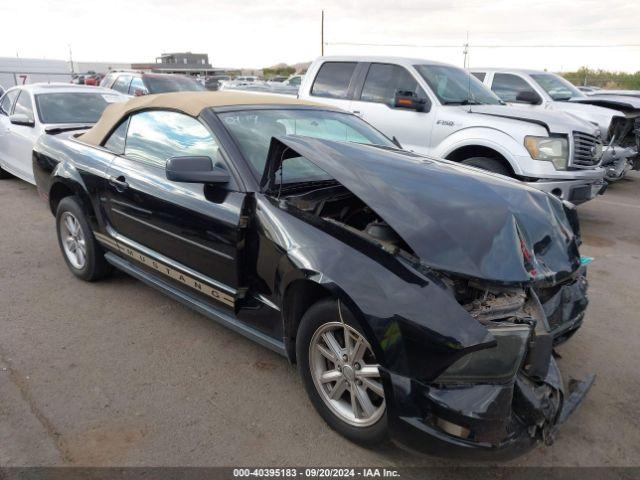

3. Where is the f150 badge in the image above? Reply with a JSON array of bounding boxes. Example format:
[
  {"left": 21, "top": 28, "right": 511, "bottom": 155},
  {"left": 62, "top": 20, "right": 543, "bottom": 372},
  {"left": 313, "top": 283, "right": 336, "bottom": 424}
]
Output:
[{"left": 437, "top": 120, "right": 455, "bottom": 126}]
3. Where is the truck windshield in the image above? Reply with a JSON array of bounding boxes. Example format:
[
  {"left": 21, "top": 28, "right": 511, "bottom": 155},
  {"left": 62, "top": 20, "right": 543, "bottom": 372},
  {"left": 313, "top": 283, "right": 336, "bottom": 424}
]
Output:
[
  {"left": 530, "top": 73, "right": 584, "bottom": 101},
  {"left": 219, "top": 109, "right": 394, "bottom": 184},
  {"left": 35, "top": 92, "right": 125, "bottom": 124},
  {"left": 414, "top": 65, "right": 501, "bottom": 105}
]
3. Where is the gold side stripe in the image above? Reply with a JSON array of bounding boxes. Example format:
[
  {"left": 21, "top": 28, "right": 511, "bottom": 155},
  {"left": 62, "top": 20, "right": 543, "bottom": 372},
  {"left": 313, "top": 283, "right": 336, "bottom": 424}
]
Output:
[{"left": 94, "top": 232, "right": 235, "bottom": 307}]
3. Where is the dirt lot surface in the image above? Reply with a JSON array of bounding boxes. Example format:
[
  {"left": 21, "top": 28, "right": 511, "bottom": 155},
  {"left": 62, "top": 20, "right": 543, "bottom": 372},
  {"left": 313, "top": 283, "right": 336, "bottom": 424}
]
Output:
[{"left": 1, "top": 172, "right": 639, "bottom": 467}]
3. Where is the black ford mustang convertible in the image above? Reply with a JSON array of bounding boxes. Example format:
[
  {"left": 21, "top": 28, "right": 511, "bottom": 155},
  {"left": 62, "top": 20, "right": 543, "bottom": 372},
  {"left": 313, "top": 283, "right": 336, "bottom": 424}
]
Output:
[{"left": 32, "top": 91, "right": 593, "bottom": 459}]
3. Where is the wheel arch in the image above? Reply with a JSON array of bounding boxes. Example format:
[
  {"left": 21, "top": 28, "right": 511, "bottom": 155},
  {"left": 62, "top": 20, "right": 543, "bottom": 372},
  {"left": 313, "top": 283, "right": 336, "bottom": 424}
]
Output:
[
  {"left": 445, "top": 145, "right": 516, "bottom": 177},
  {"left": 48, "top": 177, "right": 97, "bottom": 225},
  {"left": 281, "top": 278, "right": 368, "bottom": 364}
]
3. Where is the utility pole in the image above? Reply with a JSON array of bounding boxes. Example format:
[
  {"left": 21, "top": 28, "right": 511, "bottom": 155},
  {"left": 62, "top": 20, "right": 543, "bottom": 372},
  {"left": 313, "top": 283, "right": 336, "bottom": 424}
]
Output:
[
  {"left": 69, "top": 44, "right": 75, "bottom": 75},
  {"left": 463, "top": 31, "right": 469, "bottom": 68},
  {"left": 321, "top": 10, "right": 325, "bottom": 56}
]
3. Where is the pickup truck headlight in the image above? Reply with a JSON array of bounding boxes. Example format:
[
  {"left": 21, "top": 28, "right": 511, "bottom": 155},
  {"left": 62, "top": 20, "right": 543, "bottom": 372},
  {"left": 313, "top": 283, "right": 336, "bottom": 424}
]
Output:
[
  {"left": 524, "top": 136, "right": 568, "bottom": 170},
  {"left": 435, "top": 325, "right": 530, "bottom": 384}
]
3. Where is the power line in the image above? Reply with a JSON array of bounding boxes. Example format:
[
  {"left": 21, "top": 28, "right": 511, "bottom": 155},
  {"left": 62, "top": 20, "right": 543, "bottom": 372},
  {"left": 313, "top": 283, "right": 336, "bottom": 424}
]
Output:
[{"left": 325, "top": 41, "right": 640, "bottom": 48}]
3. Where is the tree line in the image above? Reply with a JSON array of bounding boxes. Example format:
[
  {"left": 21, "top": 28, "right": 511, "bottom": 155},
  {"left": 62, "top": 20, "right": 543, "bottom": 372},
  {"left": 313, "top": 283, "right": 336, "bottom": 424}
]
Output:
[{"left": 561, "top": 67, "right": 640, "bottom": 90}]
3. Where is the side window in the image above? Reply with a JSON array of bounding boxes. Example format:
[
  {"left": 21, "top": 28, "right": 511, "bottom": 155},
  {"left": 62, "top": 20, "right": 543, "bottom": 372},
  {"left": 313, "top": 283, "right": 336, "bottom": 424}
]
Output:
[
  {"left": 128, "top": 77, "right": 148, "bottom": 95},
  {"left": 360, "top": 63, "right": 426, "bottom": 106},
  {"left": 124, "top": 110, "right": 221, "bottom": 168},
  {"left": 0, "top": 90, "right": 19, "bottom": 116},
  {"left": 491, "top": 74, "right": 537, "bottom": 102},
  {"left": 112, "top": 75, "right": 133, "bottom": 94},
  {"left": 311, "top": 62, "right": 357, "bottom": 99},
  {"left": 13, "top": 91, "right": 35, "bottom": 121},
  {"left": 103, "top": 119, "right": 129, "bottom": 154},
  {"left": 470, "top": 72, "right": 486, "bottom": 82}
]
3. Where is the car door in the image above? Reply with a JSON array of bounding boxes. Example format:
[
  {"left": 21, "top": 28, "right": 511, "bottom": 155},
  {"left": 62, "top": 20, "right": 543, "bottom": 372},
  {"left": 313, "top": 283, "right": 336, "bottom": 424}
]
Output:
[
  {"left": 307, "top": 61, "right": 359, "bottom": 111},
  {"left": 0, "top": 89, "right": 19, "bottom": 171},
  {"left": 101, "top": 109, "right": 246, "bottom": 310},
  {"left": 349, "top": 62, "right": 432, "bottom": 153},
  {"left": 2, "top": 90, "right": 39, "bottom": 183}
]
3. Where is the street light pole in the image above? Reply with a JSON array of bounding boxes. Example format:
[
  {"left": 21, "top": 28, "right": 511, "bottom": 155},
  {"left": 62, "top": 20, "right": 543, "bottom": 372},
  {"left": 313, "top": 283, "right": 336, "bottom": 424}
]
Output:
[{"left": 321, "top": 10, "right": 325, "bottom": 56}]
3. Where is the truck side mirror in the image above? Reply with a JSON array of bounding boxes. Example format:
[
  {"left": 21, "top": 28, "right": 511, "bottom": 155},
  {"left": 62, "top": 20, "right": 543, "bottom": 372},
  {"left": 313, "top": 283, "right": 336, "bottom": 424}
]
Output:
[
  {"left": 9, "top": 113, "right": 35, "bottom": 127},
  {"left": 166, "top": 156, "right": 230, "bottom": 184},
  {"left": 515, "top": 90, "right": 542, "bottom": 105},
  {"left": 393, "top": 91, "right": 429, "bottom": 112}
]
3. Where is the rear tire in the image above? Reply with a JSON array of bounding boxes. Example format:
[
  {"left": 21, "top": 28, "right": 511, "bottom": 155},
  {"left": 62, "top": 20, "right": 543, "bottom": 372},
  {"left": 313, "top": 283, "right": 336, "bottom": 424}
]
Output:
[
  {"left": 461, "top": 156, "right": 512, "bottom": 176},
  {"left": 296, "top": 298, "right": 388, "bottom": 446},
  {"left": 56, "top": 196, "right": 111, "bottom": 282}
]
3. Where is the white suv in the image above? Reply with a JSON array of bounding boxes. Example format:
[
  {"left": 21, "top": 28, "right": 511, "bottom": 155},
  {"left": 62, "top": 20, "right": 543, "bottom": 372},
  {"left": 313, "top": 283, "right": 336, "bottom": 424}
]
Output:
[{"left": 299, "top": 56, "right": 606, "bottom": 204}]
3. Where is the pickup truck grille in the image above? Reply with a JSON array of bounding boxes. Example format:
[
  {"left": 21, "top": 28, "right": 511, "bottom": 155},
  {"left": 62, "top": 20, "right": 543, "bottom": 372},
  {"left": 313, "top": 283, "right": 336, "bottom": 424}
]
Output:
[{"left": 572, "top": 131, "right": 602, "bottom": 167}]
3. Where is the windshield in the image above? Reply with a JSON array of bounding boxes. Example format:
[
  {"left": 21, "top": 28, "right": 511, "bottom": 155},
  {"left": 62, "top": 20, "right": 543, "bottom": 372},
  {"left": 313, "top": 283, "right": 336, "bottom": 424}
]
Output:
[
  {"left": 530, "top": 73, "right": 584, "bottom": 101},
  {"left": 414, "top": 64, "right": 501, "bottom": 105},
  {"left": 219, "top": 109, "right": 394, "bottom": 184},
  {"left": 35, "top": 92, "right": 125, "bottom": 124},
  {"left": 144, "top": 75, "right": 206, "bottom": 94}
]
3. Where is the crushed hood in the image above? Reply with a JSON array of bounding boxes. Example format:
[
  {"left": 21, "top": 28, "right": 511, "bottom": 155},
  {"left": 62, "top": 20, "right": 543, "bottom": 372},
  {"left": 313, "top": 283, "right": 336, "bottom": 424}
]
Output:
[
  {"left": 464, "top": 104, "right": 597, "bottom": 135},
  {"left": 265, "top": 136, "right": 581, "bottom": 284},
  {"left": 570, "top": 95, "right": 640, "bottom": 113}
]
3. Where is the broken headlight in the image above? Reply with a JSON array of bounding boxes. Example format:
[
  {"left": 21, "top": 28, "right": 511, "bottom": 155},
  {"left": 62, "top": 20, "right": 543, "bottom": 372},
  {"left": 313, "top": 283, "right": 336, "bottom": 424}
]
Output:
[
  {"left": 435, "top": 325, "right": 530, "bottom": 384},
  {"left": 524, "top": 136, "right": 568, "bottom": 170}
]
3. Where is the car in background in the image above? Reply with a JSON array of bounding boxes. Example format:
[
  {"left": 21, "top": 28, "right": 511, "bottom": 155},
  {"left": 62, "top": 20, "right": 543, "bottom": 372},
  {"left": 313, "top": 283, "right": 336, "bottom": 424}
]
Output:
[
  {"left": 0, "top": 83, "right": 127, "bottom": 184},
  {"left": 33, "top": 91, "right": 592, "bottom": 459},
  {"left": 470, "top": 68, "right": 640, "bottom": 181},
  {"left": 101, "top": 72, "right": 205, "bottom": 96},
  {"left": 204, "top": 75, "right": 231, "bottom": 91},
  {"left": 577, "top": 86, "right": 601, "bottom": 93},
  {"left": 266, "top": 75, "right": 288, "bottom": 82},
  {"left": 284, "top": 74, "right": 303, "bottom": 88},
  {"left": 299, "top": 56, "right": 606, "bottom": 204}
]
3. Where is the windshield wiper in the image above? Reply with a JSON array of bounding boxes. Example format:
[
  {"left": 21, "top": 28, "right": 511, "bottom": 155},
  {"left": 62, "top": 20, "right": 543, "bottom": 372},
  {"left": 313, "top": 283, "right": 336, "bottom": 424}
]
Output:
[{"left": 45, "top": 125, "right": 93, "bottom": 135}]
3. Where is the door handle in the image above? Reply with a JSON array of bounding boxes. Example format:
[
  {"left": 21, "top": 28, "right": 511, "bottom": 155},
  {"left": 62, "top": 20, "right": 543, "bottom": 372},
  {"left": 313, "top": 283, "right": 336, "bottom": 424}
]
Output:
[{"left": 109, "top": 175, "right": 129, "bottom": 192}]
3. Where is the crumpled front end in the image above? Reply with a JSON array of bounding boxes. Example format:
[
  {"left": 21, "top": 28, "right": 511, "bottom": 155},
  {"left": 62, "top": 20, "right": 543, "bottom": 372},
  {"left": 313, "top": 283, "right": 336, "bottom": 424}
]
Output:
[{"left": 383, "top": 275, "right": 593, "bottom": 459}]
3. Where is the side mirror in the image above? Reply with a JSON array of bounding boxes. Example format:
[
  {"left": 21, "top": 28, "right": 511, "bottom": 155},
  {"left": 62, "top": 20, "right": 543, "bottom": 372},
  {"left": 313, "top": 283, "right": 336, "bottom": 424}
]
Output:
[
  {"left": 515, "top": 90, "right": 542, "bottom": 105},
  {"left": 134, "top": 88, "right": 147, "bottom": 97},
  {"left": 166, "top": 156, "right": 230, "bottom": 184},
  {"left": 10, "top": 113, "right": 35, "bottom": 127},
  {"left": 393, "top": 90, "right": 429, "bottom": 112}
]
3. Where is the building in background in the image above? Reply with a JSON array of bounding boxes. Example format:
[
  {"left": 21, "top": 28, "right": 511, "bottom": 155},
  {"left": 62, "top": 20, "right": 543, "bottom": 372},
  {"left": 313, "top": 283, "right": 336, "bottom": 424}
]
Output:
[{"left": 132, "top": 52, "right": 224, "bottom": 77}]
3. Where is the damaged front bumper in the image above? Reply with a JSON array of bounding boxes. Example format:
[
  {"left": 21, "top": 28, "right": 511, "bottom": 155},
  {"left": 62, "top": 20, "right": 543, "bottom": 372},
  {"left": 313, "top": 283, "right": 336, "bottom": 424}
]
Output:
[{"left": 384, "top": 359, "right": 594, "bottom": 460}]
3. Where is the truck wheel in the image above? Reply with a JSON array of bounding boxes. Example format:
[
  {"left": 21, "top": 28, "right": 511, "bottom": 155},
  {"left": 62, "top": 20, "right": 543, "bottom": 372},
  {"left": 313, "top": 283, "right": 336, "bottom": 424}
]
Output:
[
  {"left": 297, "top": 298, "right": 387, "bottom": 446},
  {"left": 56, "top": 196, "right": 111, "bottom": 282},
  {"left": 461, "top": 157, "right": 512, "bottom": 176}
]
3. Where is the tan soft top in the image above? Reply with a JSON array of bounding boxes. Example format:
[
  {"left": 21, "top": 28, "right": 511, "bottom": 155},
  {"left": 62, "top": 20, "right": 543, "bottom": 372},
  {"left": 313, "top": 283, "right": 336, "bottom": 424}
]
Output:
[{"left": 80, "top": 91, "right": 324, "bottom": 146}]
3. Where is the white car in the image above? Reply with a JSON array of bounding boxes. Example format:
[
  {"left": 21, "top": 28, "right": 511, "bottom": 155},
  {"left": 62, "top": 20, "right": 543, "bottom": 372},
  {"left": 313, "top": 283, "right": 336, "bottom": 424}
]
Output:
[{"left": 0, "top": 83, "right": 127, "bottom": 184}]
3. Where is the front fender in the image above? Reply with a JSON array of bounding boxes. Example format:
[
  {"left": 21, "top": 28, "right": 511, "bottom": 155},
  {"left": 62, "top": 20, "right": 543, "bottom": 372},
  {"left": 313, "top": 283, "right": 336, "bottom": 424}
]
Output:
[
  {"left": 436, "top": 127, "right": 534, "bottom": 176},
  {"left": 255, "top": 196, "right": 494, "bottom": 381}
]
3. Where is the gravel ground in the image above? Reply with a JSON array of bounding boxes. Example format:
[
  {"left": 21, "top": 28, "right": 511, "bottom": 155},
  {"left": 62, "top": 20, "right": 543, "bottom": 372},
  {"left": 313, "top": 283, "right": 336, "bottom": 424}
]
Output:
[{"left": 1, "top": 172, "right": 639, "bottom": 467}]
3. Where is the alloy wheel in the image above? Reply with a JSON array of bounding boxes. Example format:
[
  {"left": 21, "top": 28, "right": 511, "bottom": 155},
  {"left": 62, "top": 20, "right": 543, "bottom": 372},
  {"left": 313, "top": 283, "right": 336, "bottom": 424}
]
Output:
[
  {"left": 309, "top": 319, "right": 385, "bottom": 427},
  {"left": 60, "top": 212, "right": 87, "bottom": 270}
]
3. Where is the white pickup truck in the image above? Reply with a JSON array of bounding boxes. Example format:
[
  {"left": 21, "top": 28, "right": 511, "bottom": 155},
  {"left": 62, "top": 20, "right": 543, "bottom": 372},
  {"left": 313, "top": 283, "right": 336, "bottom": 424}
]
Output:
[
  {"left": 468, "top": 68, "right": 640, "bottom": 181},
  {"left": 298, "top": 56, "right": 606, "bottom": 204}
]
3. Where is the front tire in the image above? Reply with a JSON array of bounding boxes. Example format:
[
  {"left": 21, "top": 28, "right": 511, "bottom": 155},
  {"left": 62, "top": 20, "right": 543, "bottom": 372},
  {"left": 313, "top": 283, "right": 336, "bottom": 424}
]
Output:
[
  {"left": 296, "top": 299, "right": 387, "bottom": 446},
  {"left": 461, "top": 156, "right": 512, "bottom": 176},
  {"left": 56, "top": 196, "right": 111, "bottom": 281}
]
